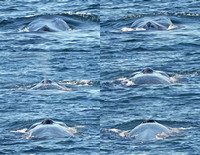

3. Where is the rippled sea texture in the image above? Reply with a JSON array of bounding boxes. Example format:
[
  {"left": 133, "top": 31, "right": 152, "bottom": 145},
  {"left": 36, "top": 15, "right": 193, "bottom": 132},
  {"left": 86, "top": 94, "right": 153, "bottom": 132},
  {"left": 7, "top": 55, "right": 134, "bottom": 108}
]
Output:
[
  {"left": 0, "top": 0, "right": 99, "bottom": 154},
  {"left": 101, "top": 0, "right": 200, "bottom": 155},
  {"left": 0, "top": 0, "right": 200, "bottom": 154}
]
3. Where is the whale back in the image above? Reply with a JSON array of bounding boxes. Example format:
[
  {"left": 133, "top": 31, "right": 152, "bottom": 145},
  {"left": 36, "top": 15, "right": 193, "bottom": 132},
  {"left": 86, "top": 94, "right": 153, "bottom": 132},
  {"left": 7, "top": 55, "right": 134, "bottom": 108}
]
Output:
[
  {"left": 27, "top": 16, "right": 70, "bottom": 32},
  {"left": 126, "top": 122, "right": 170, "bottom": 141}
]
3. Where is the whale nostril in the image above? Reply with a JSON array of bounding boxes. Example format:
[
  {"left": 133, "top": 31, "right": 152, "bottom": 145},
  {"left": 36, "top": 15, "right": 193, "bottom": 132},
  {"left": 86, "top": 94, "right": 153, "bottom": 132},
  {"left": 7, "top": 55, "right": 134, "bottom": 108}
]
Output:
[
  {"left": 42, "top": 79, "right": 52, "bottom": 84},
  {"left": 40, "top": 25, "right": 51, "bottom": 32},
  {"left": 142, "top": 68, "right": 153, "bottom": 74},
  {"left": 146, "top": 22, "right": 154, "bottom": 28},
  {"left": 42, "top": 119, "right": 54, "bottom": 124},
  {"left": 143, "top": 120, "right": 155, "bottom": 124}
]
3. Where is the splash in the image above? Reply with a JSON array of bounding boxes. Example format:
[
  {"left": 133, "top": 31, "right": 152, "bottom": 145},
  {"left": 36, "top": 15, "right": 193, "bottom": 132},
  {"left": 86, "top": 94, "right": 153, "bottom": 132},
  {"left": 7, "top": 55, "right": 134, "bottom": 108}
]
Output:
[
  {"left": 105, "top": 125, "right": 195, "bottom": 141},
  {"left": 10, "top": 128, "right": 27, "bottom": 133},
  {"left": 63, "top": 80, "right": 96, "bottom": 87},
  {"left": 115, "top": 77, "right": 134, "bottom": 86}
]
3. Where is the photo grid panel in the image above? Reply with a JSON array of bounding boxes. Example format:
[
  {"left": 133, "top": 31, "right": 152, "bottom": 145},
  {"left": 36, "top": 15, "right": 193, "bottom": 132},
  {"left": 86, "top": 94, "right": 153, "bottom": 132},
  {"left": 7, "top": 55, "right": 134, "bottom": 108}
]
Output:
[
  {"left": 0, "top": 0, "right": 200, "bottom": 155},
  {"left": 0, "top": 1, "right": 100, "bottom": 155}
]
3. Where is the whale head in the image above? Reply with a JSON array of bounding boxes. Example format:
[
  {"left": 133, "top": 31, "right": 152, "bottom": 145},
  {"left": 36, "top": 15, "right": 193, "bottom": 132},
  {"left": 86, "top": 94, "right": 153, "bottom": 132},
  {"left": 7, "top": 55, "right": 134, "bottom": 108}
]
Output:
[
  {"left": 27, "top": 119, "right": 73, "bottom": 138},
  {"left": 131, "top": 16, "right": 174, "bottom": 31},
  {"left": 31, "top": 79, "right": 67, "bottom": 90},
  {"left": 22, "top": 16, "right": 71, "bottom": 32},
  {"left": 126, "top": 120, "right": 171, "bottom": 141},
  {"left": 130, "top": 68, "right": 171, "bottom": 85}
]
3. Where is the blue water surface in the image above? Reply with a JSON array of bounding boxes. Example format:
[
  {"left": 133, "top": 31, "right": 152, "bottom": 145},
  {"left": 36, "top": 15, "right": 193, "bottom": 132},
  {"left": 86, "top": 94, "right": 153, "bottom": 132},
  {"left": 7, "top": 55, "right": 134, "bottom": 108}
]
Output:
[
  {"left": 0, "top": 0, "right": 200, "bottom": 155},
  {"left": 0, "top": 0, "right": 100, "bottom": 154},
  {"left": 101, "top": 0, "right": 200, "bottom": 154}
]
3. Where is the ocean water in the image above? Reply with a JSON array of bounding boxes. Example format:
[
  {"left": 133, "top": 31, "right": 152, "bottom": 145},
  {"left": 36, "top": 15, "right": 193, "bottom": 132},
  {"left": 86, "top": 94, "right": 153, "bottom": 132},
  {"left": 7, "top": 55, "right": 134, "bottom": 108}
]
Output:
[
  {"left": 0, "top": 0, "right": 100, "bottom": 154},
  {"left": 100, "top": 0, "right": 200, "bottom": 155},
  {"left": 0, "top": 0, "right": 200, "bottom": 155}
]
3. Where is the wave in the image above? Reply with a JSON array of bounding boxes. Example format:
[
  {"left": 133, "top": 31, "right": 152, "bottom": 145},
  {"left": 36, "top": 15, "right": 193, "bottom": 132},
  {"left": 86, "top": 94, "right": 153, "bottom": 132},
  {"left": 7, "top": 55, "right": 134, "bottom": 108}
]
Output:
[
  {"left": 119, "top": 12, "right": 200, "bottom": 21},
  {"left": 0, "top": 12, "right": 99, "bottom": 33},
  {"left": 25, "top": 12, "right": 99, "bottom": 22}
]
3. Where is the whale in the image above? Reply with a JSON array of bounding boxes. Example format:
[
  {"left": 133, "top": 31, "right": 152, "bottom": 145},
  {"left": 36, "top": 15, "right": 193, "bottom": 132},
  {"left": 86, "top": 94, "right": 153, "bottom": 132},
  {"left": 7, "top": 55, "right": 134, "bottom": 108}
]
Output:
[
  {"left": 21, "top": 16, "right": 71, "bottom": 32},
  {"left": 126, "top": 120, "right": 171, "bottom": 141},
  {"left": 27, "top": 119, "right": 74, "bottom": 138},
  {"left": 131, "top": 16, "right": 175, "bottom": 30},
  {"left": 31, "top": 79, "right": 69, "bottom": 90},
  {"left": 121, "top": 16, "right": 176, "bottom": 31},
  {"left": 130, "top": 68, "right": 171, "bottom": 85}
]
